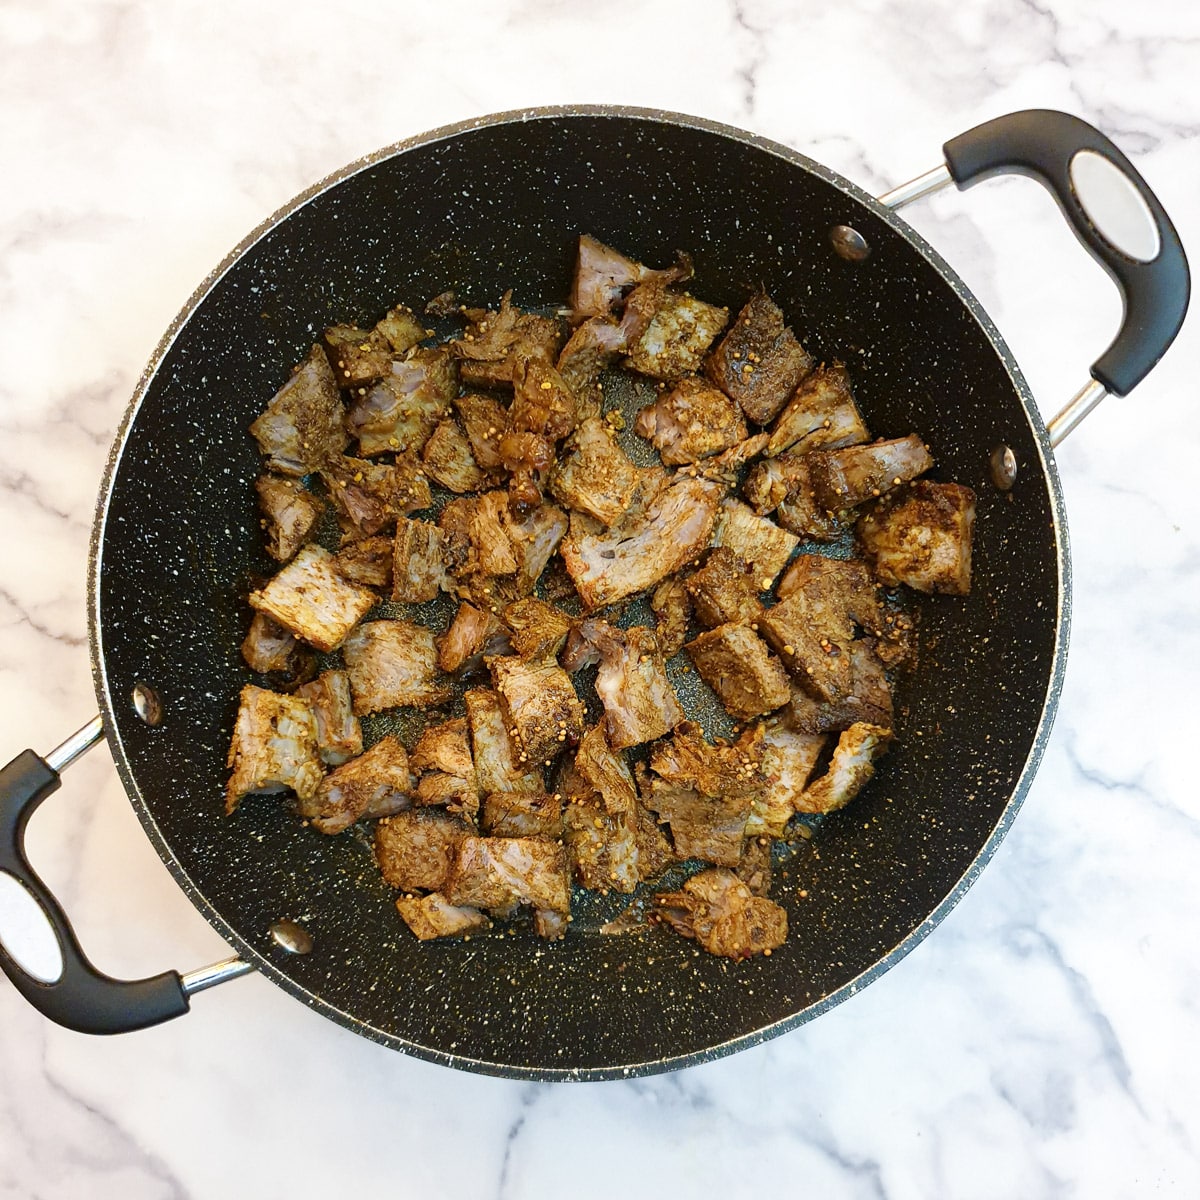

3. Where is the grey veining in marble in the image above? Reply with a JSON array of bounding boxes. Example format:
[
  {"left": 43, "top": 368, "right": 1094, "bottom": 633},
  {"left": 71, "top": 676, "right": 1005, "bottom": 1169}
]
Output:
[{"left": 0, "top": 0, "right": 1197, "bottom": 1195}]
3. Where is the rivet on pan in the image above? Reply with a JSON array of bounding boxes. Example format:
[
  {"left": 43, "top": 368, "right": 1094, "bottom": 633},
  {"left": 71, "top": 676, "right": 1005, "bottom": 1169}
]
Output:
[
  {"left": 830, "top": 225, "right": 871, "bottom": 262},
  {"left": 270, "top": 919, "right": 314, "bottom": 955},
  {"left": 989, "top": 444, "right": 1018, "bottom": 490},
  {"left": 131, "top": 682, "right": 163, "bottom": 726}
]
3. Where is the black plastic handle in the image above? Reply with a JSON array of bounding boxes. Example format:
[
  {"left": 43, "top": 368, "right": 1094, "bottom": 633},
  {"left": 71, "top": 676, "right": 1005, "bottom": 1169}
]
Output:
[
  {"left": 943, "top": 109, "right": 1189, "bottom": 397},
  {"left": 0, "top": 747, "right": 190, "bottom": 1034}
]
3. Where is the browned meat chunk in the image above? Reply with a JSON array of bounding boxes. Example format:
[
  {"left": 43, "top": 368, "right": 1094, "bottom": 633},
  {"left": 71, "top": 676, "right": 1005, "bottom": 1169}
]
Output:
[
  {"left": 635, "top": 805, "right": 676, "bottom": 883},
  {"left": 807, "top": 435, "right": 933, "bottom": 511},
  {"left": 482, "top": 791, "right": 564, "bottom": 839},
  {"left": 561, "top": 475, "right": 724, "bottom": 610},
  {"left": 438, "top": 602, "right": 512, "bottom": 675},
  {"left": 453, "top": 393, "right": 509, "bottom": 471},
  {"left": 375, "top": 809, "right": 471, "bottom": 890},
  {"left": 323, "top": 324, "right": 392, "bottom": 387},
  {"left": 654, "top": 869, "right": 786, "bottom": 960},
  {"left": 421, "top": 418, "right": 491, "bottom": 493},
  {"left": 776, "top": 462, "right": 847, "bottom": 540},
  {"left": 685, "top": 623, "right": 791, "bottom": 721},
  {"left": 788, "top": 640, "right": 893, "bottom": 733},
  {"left": 255, "top": 475, "right": 323, "bottom": 563},
  {"left": 624, "top": 286, "right": 728, "bottom": 381},
  {"left": 391, "top": 517, "right": 450, "bottom": 603},
  {"left": 798, "top": 722, "right": 892, "bottom": 814},
  {"left": 410, "top": 718, "right": 479, "bottom": 819},
  {"left": 452, "top": 291, "right": 562, "bottom": 390},
  {"left": 712, "top": 499, "right": 799, "bottom": 587},
  {"left": 241, "top": 612, "right": 313, "bottom": 682},
  {"left": 342, "top": 620, "right": 453, "bottom": 714},
  {"left": 695, "top": 432, "right": 771, "bottom": 483},
  {"left": 301, "top": 735, "right": 413, "bottom": 833},
  {"left": 650, "top": 720, "right": 767, "bottom": 797},
  {"left": 331, "top": 534, "right": 393, "bottom": 590},
  {"left": 345, "top": 348, "right": 456, "bottom": 456},
  {"left": 226, "top": 685, "right": 323, "bottom": 813},
  {"left": 766, "top": 363, "right": 868, "bottom": 457},
  {"left": 464, "top": 687, "right": 543, "bottom": 795},
  {"left": 633, "top": 377, "right": 748, "bottom": 464},
  {"left": 445, "top": 837, "right": 570, "bottom": 920},
  {"left": 705, "top": 291, "right": 814, "bottom": 425},
  {"left": 501, "top": 358, "right": 578, "bottom": 514},
  {"left": 749, "top": 716, "right": 827, "bottom": 836},
  {"left": 686, "top": 547, "right": 765, "bottom": 628},
  {"left": 776, "top": 554, "right": 880, "bottom": 621},
  {"left": 374, "top": 305, "right": 426, "bottom": 355},
  {"left": 568, "top": 234, "right": 692, "bottom": 320},
  {"left": 548, "top": 417, "right": 645, "bottom": 526},
  {"left": 650, "top": 577, "right": 693, "bottom": 658},
  {"left": 556, "top": 316, "right": 625, "bottom": 410},
  {"left": 857, "top": 480, "right": 976, "bottom": 595},
  {"left": 249, "top": 545, "right": 377, "bottom": 652},
  {"left": 249, "top": 344, "right": 348, "bottom": 476},
  {"left": 487, "top": 655, "right": 585, "bottom": 765},
  {"left": 576, "top": 620, "right": 684, "bottom": 749},
  {"left": 295, "top": 670, "right": 361, "bottom": 765},
  {"left": 395, "top": 893, "right": 488, "bottom": 940},
  {"left": 440, "top": 490, "right": 518, "bottom": 583},
  {"left": 322, "top": 453, "right": 432, "bottom": 536},
  {"left": 743, "top": 455, "right": 792, "bottom": 516},
  {"left": 500, "top": 598, "right": 571, "bottom": 660}
]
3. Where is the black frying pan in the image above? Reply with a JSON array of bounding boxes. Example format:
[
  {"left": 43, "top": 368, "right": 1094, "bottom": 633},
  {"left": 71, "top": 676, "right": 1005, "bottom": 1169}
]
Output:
[{"left": 0, "top": 108, "right": 1188, "bottom": 1080}]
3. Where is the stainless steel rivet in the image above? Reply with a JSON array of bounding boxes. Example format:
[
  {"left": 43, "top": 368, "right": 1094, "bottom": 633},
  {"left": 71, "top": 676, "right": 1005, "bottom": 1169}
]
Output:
[
  {"left": 270, "top": 919, "right": 314, "bottom": 955},
  {"left": 830, "top": 224, "right": 871, "bottom": 262},
  {"left": 990, "top": 444, "right": 1018, "bottom": 490},
  {"left": 131, "top": 682, "right": 163, "bottom": 726}
]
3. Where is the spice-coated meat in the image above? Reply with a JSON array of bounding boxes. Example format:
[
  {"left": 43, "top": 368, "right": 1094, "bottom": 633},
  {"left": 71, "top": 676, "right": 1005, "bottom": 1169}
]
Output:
[
  {"left": 556, "top": 316, "right": 626, "bottom": 411},
  {"left": 464, "top": 687, "right": 544, "bottom": 796},
  {"left": 345, "top": 347, "right": 457, "bottom": 456},
  {"left": 807, "top": 434, "right": 933, "bottom": 511},
  {"left": 375, "top": 809, "right": 472, "bottom": 891},
  {"left": 549, "top": 416, "right": 646, "bottom": 526},
  {"left": 374, "top": 305, "right": 426, "bottom": 355},
  {"left": 241, "top": 612, "right": 309, "bottom": 679},
  {"left": 748, "top": 716, "right": 827, "bottom": 837},
  {"left": 500, "top": 597, "right": 572, "bottom": 660},
  {"left": 797, "top": 722, "right": 892, "bottom": 814},
  {"left": 482, "top": 791, "right": 564, "bottom": 839},
  {"left": 453, "top": 393, "right": 509, "bottom": 472},
  {"left": 487, "top": 654, "right": 585, "bottom": 765},
  {"left": 654, "top": 869, "right": 786, "bottom": 961},
  {"left": 492, "top": 501, "right": 569, "bottom": 604},
  {"left": 421, "top": 418, "right": 491, "bottom": 493},
  {"left": 321, "top": 453, "right": 433, "bottom": 536},
  {"left": 295, "top": 670, "right": 362, "bottom": 766},
  {"left": 624, "top": 284, "right": 729, "bottom": 381},
  {"left": 787, "top": 639, "right": 893, "bottom": 733},
  {"left": 250, "top": 344, "right": 348, "bottom": 476},
  {"left": 342, "top": 620, "right": 453, "bottom": 714},
  {"left": 390, "top": 517, "right": 451, "bottom": 603},
  {"left": 857, "top": 480, "right": 976, "bottom": 595},
  {"left": 686, "top": 547, "right": 765, "bottom": 628},
  {"left": 711, "top": 498, "right": 799, "bottom": 587},
  {"left": 439, "top": 491, "right": 519, "bottom": 579},
  {"left": 561, "top": 732, "right": 641, "bottom": 894},
  {"left": 225, "top": 685, "right": 323, "bottom": 814},
  {"left": 438, "top": 602, "right": 512, "bottom": 676},
  {"left": 568, "top": 234, "right": 692, "bottom": 320},
  {"left": 633, "top": 376, "right": 748, "bottom": 464},
  {"left": 451, "top": 291, "right": 562, "bottom": 390},
  {"left": 445, "top": 836, "right": 570, "bottom": 921},
  {"left": 765, "top": 363, "right": 868, "bottom": 457},
  {"left": 649, "top": 576, "right": 693, "bottom": 659},
  {"left": 323, "top": 324, "right": 393, "bottom": 388},
  {"left": 410, "top": 718, "right": 478, "bottom": 819},
  {"left": 255, "top": 475, "right": 324, "bottom": 563},
  {"left": 394, "top": 893, "right": 489, "bottom": 940},
  {"left": 302, "top": 735, "right": 413, "bottom": 834},
  {"left": 684, "top": 622, "right": 792, "bottom": 722},
  {"left": 331, "top": 534, "right": 394, "bottom": 590}
]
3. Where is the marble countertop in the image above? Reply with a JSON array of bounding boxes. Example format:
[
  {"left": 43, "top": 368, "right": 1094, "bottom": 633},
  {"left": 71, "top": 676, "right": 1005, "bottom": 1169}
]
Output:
[{"left": 1, "top": 1, "right": 1197, "bottom": 1195}]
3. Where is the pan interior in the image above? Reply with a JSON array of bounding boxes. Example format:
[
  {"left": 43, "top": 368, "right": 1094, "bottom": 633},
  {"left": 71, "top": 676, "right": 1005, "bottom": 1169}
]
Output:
[{"left": 92, "top": 111, "right": 1062, "bottom": 1079}]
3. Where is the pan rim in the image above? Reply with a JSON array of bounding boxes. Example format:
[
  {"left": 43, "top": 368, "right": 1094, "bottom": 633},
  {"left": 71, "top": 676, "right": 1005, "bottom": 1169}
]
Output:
[{"left": 86, "top": 104, "right": 1071, "bottom": 1081}]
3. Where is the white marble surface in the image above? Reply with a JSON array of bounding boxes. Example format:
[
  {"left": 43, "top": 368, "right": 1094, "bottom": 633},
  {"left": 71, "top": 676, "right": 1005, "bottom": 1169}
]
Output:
[{"left": 1, "top": 0, "right": 1197, "bottom": 1195}]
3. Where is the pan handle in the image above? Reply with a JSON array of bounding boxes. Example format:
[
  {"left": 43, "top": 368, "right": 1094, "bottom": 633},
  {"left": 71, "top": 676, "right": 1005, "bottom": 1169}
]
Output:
[
  {"left": 881, "top": 109, "right": 1189, "bottom": 441},
  {"left": 0, "top": 718, "right": 251, "bottom": 1034}
]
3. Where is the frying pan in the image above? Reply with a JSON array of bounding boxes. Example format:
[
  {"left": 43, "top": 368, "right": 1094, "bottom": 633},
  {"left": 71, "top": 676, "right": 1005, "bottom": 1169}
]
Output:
[{"left": 0, "top": 107, "right": 1187, "bottom": 1080}]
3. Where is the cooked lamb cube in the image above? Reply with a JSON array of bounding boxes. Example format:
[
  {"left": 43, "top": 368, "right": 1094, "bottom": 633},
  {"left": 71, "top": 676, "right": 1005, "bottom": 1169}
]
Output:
[
  {"left": 342, "top": 620, "right": 453, "bottom": 713},
  {"left": 563, "top": 793, "right": 640, "bottom": 894},
  {"left": 409, "top": 718, "right": 478, "bottom": 818},
  {"left": 295, "top": 670, "right": 362, "bottom": 765},
  {"left": 712, "top": 499, "right": 799, "bottom": 586},
  {"left": 482, "top": 791, "right": 564, "bottom": 839},
  {"left": 487, "top": 655, "right": 585, "bottom": 765},
  {"left": 575, "top": 724, "right": 639, "bottom": 815},
  {"left": 578, "top": 621, "right": 685, "bottom": 749},
  {"left": 345, "top": 348, "right": 456, "bottom": 456},
  {"left": 445, "top": 836, "right": 570, "bottom": 918},
  {"left": 453, "top": 393, "right": 509, "bottom": 471},
  {"left": 747, "top": 716, "right": 827, "bottom": 837},
  {"left": 561, "top": 475, "right": 725, "bottom": 610},
  {"left": 249, "top": 344, "right": 348, "bottom": 476},
  {"left": 375, "top": 305, "right": 426, "bottom": 354},
  {"left": 452, "top": 291, "right": 562, "bottom": 390},
  {"left": 650, "top": 576, "right": 693, "bottom": 658},
  {"left": 807, "top": 434, "right": 933, "bottom": 511},
  {"left": 624, "top": 286, "right": 729, "bottom": 380},
  {"left": 249, "top": 545, "right": 377, "bottom": 652},
  {"left": 736, "top": 835, "right": 773, "bottom": 896},
  {"left": 255, "top": 475, "right": 323, "bottom": 563},
  {"left": 857, "top": 480, "right": 976, "bottom": 595},
  {"left": 704, "top": 291, "right": 814, "bottom": 425},
  {"left": 743, "top": 455, "right": 792, "bottom": 516},
  {"left": 395, "top": 893, "right": 489, "bottom": 940},
  {"left": 556, "top": 316, "right": 625, "bottom": 410},
  {"left": 225, "top": 685, "right": 323, "bottom": 813},
  {"left": 375, "top": 809, "right": 472, "bottom": 890},
  {"left": 322, "top": 453, "right": 433, "bottom": 537},
  {"left": 569, "top": 234, "right": 692, "bottom": 319},
  {"left": 324, "top": 324, "right": 393, "bottom": 387},
  {"left": 635, "top": 804, "right": 676, "bottom": 883},
  {"left": 493, "top": 502, "right": 569, "bottom": 603},
  {"left": 776, "top": 554, "right": 879, "bottom": 617},
  {"left": 633, "top": 376, "right": 748, "bottom": 464},
  {"left": 696, "top": 432, "right": 771, "bottom": 483},
  {"left": 685, "top": 623, "right": 791, "bottom": 721},
  {"left": 765, "top": 363, "right": 868, "bottom": 457},
  {"left": 300, "top": 735, "right": 413, "bottom": 834},
  {"left": 686, "top": 547, "right": 765, "bottom": 628},
  {"left": 744, "top": 451, "right": 844, "bottom": 540},
  {"left": 331, "top": 534, "right": 394, "bottom": 590},
  {"left": 548, "top": 417, "right": 645, "bottom": 525},
  {"left": 500, "top": 598, "right": 571, "bottom": 660},
  {"left": 798, "top": 722, "right": 892, "bottom": 814},
  {"left": 654, "top": 869, "right": 786, "bottom": 961},
  {"left": 464, "top": 687, "right": 544, "bottom": 795},
  {"left": 440, "top": 491, "right": 518, "bottom": 581},
  {"left": 421, "top": 418, "right": 491, "bottom": 493},
  {"left": 241, "top": 612, "right": 312, "bottom": 680},
  {"left": 438, "top": 602, "right": 512, "bottom": 675},
  {"left": 649, "top": 720, "right": 767, "bottom": 797},
  {"left": 788, "top": 640, "right": 893, "bottom": 733},
  {"left": 391, "top": 517, "right": 450, "bottom": 603}
]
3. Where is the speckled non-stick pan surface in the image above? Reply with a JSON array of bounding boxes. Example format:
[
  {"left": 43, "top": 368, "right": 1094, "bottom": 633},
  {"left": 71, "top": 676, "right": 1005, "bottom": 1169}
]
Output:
[{"left": 89, "top": 108, "right": 1068, "bottom": 1080}]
